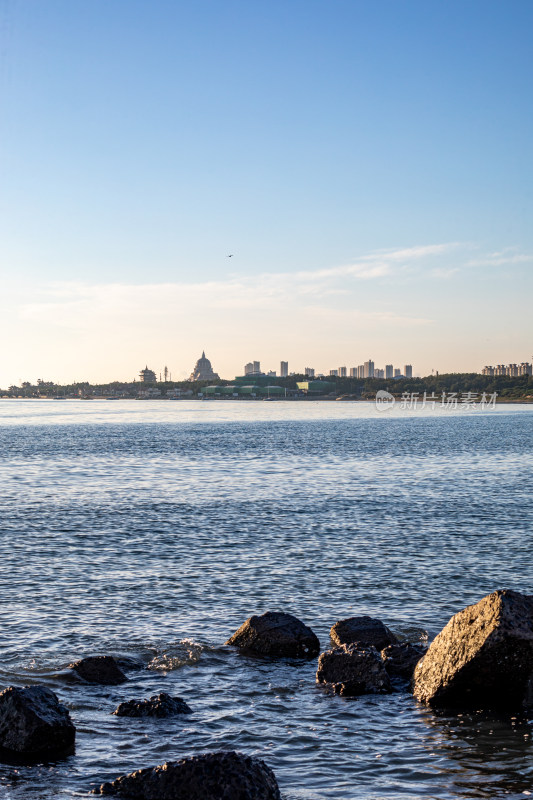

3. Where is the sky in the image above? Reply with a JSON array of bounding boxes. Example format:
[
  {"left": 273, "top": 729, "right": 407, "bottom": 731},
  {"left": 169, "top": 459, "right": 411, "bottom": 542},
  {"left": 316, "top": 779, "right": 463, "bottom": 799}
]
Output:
[{"left": 1, "top": 0, "right": 532, "bottom": 384}]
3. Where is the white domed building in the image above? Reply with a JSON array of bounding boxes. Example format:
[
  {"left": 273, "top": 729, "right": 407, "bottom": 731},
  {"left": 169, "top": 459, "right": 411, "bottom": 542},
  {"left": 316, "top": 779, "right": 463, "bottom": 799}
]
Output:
[{"left": 188, "top": 351, "right": 220, "bottom": 382}]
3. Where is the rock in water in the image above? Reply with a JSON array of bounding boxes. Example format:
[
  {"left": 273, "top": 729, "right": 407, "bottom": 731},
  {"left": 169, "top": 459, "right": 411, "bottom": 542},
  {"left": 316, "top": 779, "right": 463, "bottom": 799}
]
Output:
[
  {"left": 330, "top": 616, "right": 397, "bottom": 650},
  {"left": 70, "top": 656, "right": 127, "bottom": 685},
  {"left": 113, "top": 693, "right": 192, "bottom": 717},
  {"left": 226, "top": 611, "right": 320, "bottom": 658},
  {"left": 316, "top": 645, "right": 392, "bottom": 696},
  {"left": 115, "top": 655, "right": 145, "bottom": 672},
  {"left": 91, "top": 751, "right": 281, "bottom": 799},
  {"left": 0, "top": 686, "right": 75, "bottom": 755},
  {"left": 381, "top": 642, "right": 425, "bottom": 680},
  {"left": 413, "top": 590, "right": 533, "bottom": 709}
]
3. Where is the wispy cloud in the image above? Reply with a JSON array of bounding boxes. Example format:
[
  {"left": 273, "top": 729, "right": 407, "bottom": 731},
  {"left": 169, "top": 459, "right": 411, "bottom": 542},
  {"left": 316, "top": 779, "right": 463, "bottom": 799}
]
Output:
[
  {"left": 5, "top": 240, "right": 532, "bottom": 384},
  {"left": 294, "top": 242, "right": 461, "bottom": 282},
  {"left": 19, "top": 241, "right": 531, "bottom": 332},
  {"left": 430, "top": 267, "right": 460, "bottom": 279},
  {"left": 20, "top": 277, "right": 430, "bottom": 329},
  {"left": 465, "top": 248, "right": 533, "bottom": 268}
]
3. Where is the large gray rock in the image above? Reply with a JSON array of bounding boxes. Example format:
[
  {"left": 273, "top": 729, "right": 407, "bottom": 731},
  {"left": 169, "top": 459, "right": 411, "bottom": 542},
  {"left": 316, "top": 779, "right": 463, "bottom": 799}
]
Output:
[
  {"left": 413, "top": 590, "right": 533, "bottom": 709},
  {"left": 381, "top": 642, "right": 425, "bottom": 681},
  {"left": 316, "top": 644, "right": 392, "bottom": 696},
  {"left": 226, "top": 611, "right": 320, "bottom": 658},
  {"left": 113, "top": 693, "right": 192, "bottom": 718},
  {"left": 70, "top": 656, "right": 127, "bottom": 685},
  {"left": 330, "top": 616, "right": 396, "bottom": 650},
  {"left": 91, "top": 751, "right": 281, "bottom": 799},
  {"left": 0, "top": 686, "right": 75, "bottom": 755}
]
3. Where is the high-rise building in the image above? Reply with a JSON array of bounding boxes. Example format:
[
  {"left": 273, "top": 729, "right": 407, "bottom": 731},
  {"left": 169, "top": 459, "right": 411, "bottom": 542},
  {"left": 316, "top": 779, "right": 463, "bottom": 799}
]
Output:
[
  {"left": 385, "top": 364, "right": 393, "bottom": 379},
  {"left": 305, "top": 367, "right": 315, "bottom": 377},
  {"left": 245, "top": 361, "right": 262, "bottom": 375},
  {"left": 280, "top": 361, "right": 288, "bottom": 378},
  {"left": 363, "top": 360, "right": 374, "bottom": 378},
  {"left": 357, "top": 365, "right": 365, "bottom": 379},
  {"left": 339, "top": 366, "right": 347, "bottom": 377},
  {"left": 484, "top": 362, "right": 532, "bottom": 376},
  {"left": 349, "top": 367, "right": 357, "bottom": 377},
  {"left": 404, "top": 364, "right": 413, "bottom": 378},
  {"left": 394, "top": 368, "right": 401, "bottom": 377},
  {"left": 139, "top": 366, "right": 157, "bottom": 383},
  {"left": 375, "top": 368, "right": 385, "bottom": 379},
  {"left": 329, "top": 369, "right": 338, "bottom": 377}
]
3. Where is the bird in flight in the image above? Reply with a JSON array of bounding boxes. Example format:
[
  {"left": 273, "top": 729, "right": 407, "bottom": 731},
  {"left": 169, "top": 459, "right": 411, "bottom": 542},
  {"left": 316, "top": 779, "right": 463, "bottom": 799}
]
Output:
[{"left": 227, "top": 254, "right": 234, "bottom": 257}]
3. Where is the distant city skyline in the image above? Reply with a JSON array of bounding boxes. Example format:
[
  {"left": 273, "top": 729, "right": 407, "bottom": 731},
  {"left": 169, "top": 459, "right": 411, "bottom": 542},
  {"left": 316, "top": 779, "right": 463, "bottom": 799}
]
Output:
[
  {"left": 5, "top": 348, "right": 533, "bottom": 391},
  {"left": 1, "top": 2, "right": 531, "bottom": 387}
]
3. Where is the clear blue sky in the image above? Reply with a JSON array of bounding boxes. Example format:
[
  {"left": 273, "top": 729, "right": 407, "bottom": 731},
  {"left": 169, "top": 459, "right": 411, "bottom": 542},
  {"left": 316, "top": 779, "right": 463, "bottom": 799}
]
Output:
[{"left": 1, "top": 1, "right": 532, "bottom": 383}]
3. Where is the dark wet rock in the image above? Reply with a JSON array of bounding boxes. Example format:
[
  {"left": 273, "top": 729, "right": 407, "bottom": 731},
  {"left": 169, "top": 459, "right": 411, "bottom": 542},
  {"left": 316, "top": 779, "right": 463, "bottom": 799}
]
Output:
[
  {"left": 330, "top": 616, "right": 397, "bottom": 650},
  {"left": 316, "top": 644, "right": 392, "bottom": 696},
  {"left": 226, "top": 611, "right": 320, "bottom": 658},
  {"left": 91, "top": 750, "right": 281, "bottom": 799},
  {"left": 381, "top": 642, "right": 425, "bottom": 680},
  {"left": 113, "top": 693, "right": 192, "bottom": 717},
  {"left": 0, "top": 686, "right": 75, "bottom": 755},
  {"left": 70, "top": 656, "right": 127, "bottom": 685},
  {"left": 413, "top": 590, "right": 533, "bottom": 710}
]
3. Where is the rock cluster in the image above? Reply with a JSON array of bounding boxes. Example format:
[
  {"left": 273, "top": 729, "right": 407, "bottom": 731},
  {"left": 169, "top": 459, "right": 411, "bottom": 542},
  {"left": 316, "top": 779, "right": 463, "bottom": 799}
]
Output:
[
  {"left": 4, "top": 593, "right": 530, "bottom": 796},
  {"left": 413, "top": 589, "right": 533, "bottom": 710},
  {"left": 113, "top": 693, "right": 192, "bottom": 718},
  {"left": 316, "top": 615, "right": 424, "bottom": 695},
  {"left": 0, "top": 686, "right": 75, "bottom": 756},
  {"left": 91, "top": 751, "right": 281, "bottom": 799},
  {"left": 226, "top": 611, "right": 320, "bottom": 658}
]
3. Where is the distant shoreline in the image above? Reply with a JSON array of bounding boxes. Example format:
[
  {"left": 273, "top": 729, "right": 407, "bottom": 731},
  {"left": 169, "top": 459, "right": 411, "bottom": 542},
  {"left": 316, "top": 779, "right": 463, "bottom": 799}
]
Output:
[{"left": 1, "top": 396, "right": 532, "bottom": 404}]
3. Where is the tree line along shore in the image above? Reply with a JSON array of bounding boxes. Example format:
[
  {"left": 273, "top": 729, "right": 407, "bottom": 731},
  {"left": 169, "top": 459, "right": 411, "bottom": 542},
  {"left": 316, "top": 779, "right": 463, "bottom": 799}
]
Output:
[{"left": 2, "top": 373, "right": 532, "bottom": 401}]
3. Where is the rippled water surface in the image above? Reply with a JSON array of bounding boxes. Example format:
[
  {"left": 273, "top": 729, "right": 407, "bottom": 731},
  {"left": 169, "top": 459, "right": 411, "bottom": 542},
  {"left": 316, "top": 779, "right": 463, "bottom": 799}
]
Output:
[{"left": 0, "top": 400, "right": 532, "bottom": 799}]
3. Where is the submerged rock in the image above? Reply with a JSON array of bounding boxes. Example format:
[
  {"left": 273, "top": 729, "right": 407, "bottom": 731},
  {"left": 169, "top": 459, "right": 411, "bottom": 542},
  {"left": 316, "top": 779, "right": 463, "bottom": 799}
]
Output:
[
  {"left": 113, "top": 693, "right": 192, "bottom": 717},
  {"left": 91, "top": 750, "right": 281, "bottom": 799},
  {"left": 226, "top": 611, "right": 320, "bottom": 658},
  {"left": 0, "top": 686, "right": 75, "bottom": 756},
  {"left": 70, "top": 656, "right": 127, "bottom": 685},
  {"left": 316, "top": 644, "right": 392, "bottom": 696},
  {"left": 330, "top": 616, "right": 397, "bottom": 650},
  {"left": 381, "top": 642, "right": 425, "bottom": 681},
  {"left": 413, "top": 590, "right": 533, "bottom": 709},
  {"left": 115, "top": 655, "right": 146, "bottom": 672}
]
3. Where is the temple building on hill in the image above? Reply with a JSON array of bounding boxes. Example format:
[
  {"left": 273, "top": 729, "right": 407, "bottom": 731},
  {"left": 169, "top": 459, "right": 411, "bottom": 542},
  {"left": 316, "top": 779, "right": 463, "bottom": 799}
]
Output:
[
  {"left": 189, "top": 351, "right": 220, "bottom": 382},
  {"left": 139, "top": 366, "right": 157, "bottom": 383}
]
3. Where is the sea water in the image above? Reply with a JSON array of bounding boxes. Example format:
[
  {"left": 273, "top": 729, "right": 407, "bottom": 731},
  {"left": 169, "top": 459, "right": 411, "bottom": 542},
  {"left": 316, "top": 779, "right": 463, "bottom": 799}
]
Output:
[{"left": 0, "top": 400, "right": 532, "bottom": 799}]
